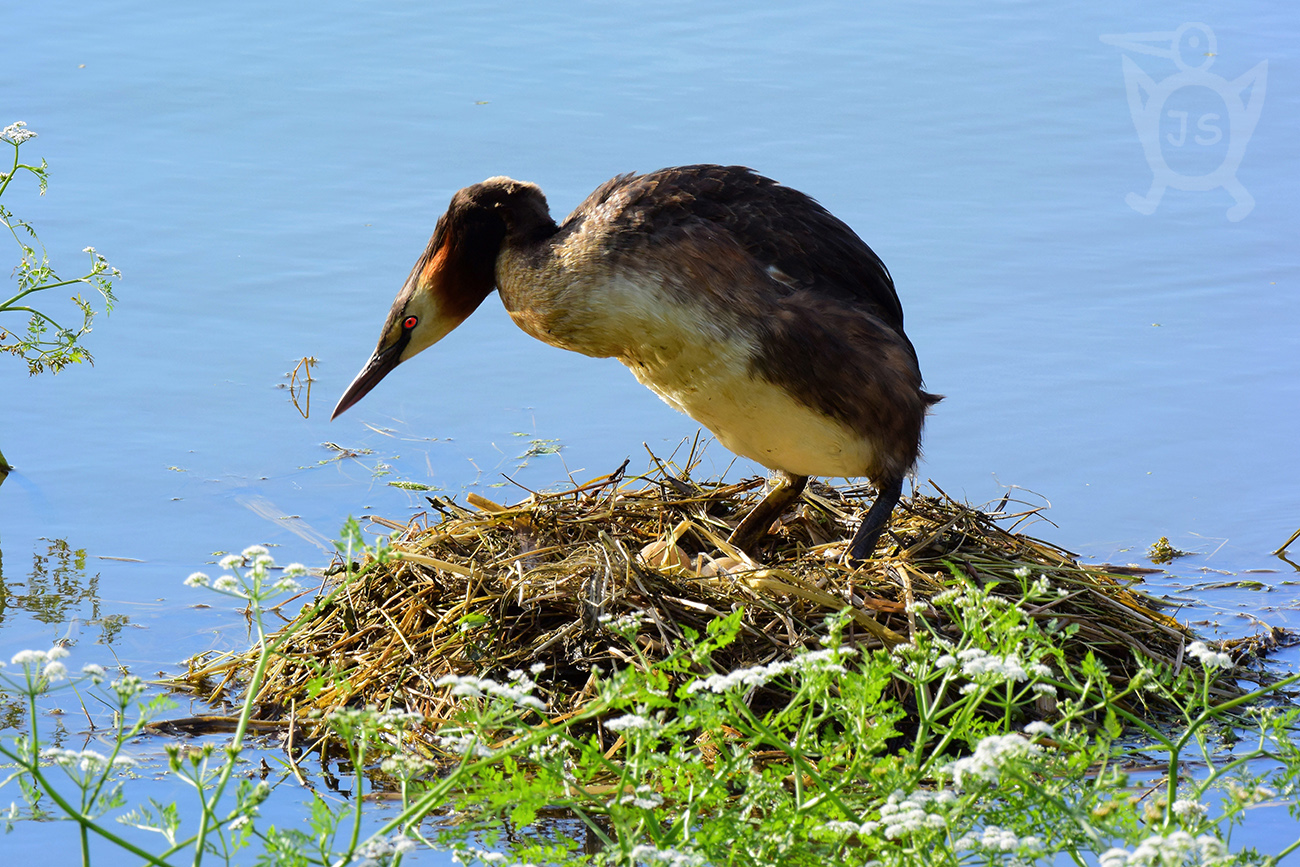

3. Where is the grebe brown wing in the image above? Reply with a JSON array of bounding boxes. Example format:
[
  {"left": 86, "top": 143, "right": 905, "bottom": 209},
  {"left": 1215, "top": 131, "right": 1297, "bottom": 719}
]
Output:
[{"left": 566, "top": 164, "right": 909, "bottom": 342}]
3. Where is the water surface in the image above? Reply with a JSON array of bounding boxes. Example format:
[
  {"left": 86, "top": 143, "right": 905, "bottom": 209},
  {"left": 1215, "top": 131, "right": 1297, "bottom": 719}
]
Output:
[{"left": 2, "top": 1, "right": 1297, "bottom": 861}]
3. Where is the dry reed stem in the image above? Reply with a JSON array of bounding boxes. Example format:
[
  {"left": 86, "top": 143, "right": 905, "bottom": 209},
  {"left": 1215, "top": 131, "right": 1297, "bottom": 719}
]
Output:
[{"left": 178, "top": 453, "right": 1234, "bottom": 738}]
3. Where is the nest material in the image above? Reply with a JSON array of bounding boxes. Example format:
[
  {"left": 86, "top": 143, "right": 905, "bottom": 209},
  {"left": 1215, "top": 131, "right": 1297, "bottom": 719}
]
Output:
[{"left": 181, "top": 452, "right": 1227, "bottom": 727}]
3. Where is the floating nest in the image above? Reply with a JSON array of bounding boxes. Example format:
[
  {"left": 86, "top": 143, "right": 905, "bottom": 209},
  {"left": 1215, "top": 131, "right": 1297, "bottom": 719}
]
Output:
[{"left": 178, "top": 449, "right": 1244, "bottom": 738}]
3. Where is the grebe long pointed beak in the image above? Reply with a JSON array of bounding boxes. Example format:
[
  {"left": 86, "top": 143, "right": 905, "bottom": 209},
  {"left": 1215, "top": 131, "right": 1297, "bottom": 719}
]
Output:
[{"left": 331, "top": 340, "right": 405, "bottom": 420}]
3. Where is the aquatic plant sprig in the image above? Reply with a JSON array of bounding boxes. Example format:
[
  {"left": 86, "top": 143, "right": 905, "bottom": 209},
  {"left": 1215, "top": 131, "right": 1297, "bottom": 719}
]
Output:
[
  {"left": 1, "top": 121, "right": 120, "bottom": 376},
  {"left": 0, "top": 647, "right": 173, "bottom": 865}
]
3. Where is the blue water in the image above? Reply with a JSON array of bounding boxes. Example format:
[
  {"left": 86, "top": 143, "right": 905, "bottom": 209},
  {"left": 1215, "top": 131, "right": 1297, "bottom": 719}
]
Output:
[{"left": 2, "top": 1, "right": 1298, "bottom": 862}]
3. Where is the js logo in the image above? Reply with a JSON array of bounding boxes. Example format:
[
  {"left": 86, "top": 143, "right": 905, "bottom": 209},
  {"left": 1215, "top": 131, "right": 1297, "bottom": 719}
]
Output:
[{"left": 1101, "top": 23, "right": 1267, "bottom": 222}]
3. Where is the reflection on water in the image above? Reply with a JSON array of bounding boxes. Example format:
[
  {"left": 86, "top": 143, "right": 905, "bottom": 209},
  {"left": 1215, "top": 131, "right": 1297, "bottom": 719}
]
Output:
[
  {"left": 0, "top": 538, "right": 130, "bottom": 645},
  {"left": 280, "top": 355, "right": 318, "bottom": 420}
]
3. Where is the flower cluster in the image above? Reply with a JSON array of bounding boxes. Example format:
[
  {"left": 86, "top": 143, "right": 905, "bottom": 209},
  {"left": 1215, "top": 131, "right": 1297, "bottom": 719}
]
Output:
[
  {"left": 946, "top": 733, "right": 1041, "bottom": 790},
  {"left": 809, "top": 819, "right": 878, "bottom": 840},
  {"left": 617, "top": 784, "right": 664, "bottom": 809},
  {"left": 605, "top": 711, "right": 664, "bottom": 735},
  {"left": 935, "top": 647, "right": 1051, "bottom": 688},
  {"left": 687, "top": 648, "right": 854, "bottom": 694},
  {"left": 380, "top": 752, "right": 437, "bottom": 778},
  {"left": 878, "top": 788, "right": 955, "bottom": 839},
  {"left": 627, "top": 845, "right": 707, "bottom": 867},
  {"left": 435, "top": 668, "right": 547, "bottom": 712},
  {"left": 3, "top": 647, "right": 117, "bottom": 693},
  {"left": 184, "top": 546, "right": 309, "bottom": 599},
  {"left": 1187, "top": 641, "right": 1233, "bottom": 671},
  {"left": 1023, "top": 721, "right": 1055, "bottom": 739},
  {"left": 348, "top": 832, "right": 418, "bottom": 867},
  {"left": 1172, "top": 798, "right": 1209, "bottom": 820},
  {"left": 1, "top": 121, "right": 36, "bottom": 145},
  {"left": 597, "top": 611, "right": 647, "bottom": 635},
  {"left": 432, "top": 731, "right": 494, "bottom": 758},
  {"left": 1099, "top": 831, "right": 1229, "bottom": 866},
  {"left": 112, "top": 674, "right": 148, "bottom": 703},
  {"left": 954, "top": 825, "right": 1044, "bottom": 856},
  {"left": 42, "top": 748, "right": 136, "bottom": 775}
]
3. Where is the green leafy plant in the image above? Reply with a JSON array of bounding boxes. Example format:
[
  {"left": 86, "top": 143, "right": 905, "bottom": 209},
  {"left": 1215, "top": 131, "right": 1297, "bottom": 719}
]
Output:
[
  {"left": 3, "top": 530, "right": 1299, "bottom": 865},
  {"left": 1, "top": 121, "right": 119, "bottom": 376}
]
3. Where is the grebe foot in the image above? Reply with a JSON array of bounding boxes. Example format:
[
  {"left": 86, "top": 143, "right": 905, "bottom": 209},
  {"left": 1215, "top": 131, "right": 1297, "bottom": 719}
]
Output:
[{"left": 728, "top": 472, "right": 808, "bottom": 556}]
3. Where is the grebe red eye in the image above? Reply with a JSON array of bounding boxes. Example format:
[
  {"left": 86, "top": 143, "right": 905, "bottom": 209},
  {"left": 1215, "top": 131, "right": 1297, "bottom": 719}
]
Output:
[{"left": 403, "top": 316, "right": 418, "bottom": 330}]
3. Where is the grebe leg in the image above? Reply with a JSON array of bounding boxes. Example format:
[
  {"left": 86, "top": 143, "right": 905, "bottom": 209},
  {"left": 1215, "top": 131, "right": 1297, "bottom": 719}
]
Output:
[
  {"left": 728, "top": 471, "right": 808, "bottom": 556},
  {"left": 847, "top": 475, "right": 903, "bottom": 562}
]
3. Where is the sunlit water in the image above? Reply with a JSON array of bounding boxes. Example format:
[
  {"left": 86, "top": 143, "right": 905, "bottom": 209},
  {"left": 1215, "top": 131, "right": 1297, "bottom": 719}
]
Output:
[{"left": 2, "top": 0, "right": 1298, "bottom": 862}]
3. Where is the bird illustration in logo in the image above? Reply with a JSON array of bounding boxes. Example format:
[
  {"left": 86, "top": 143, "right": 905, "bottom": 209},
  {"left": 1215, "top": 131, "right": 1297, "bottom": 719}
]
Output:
[{"left": 1100, "top": 23, "right": 1266, "bottom": 221}]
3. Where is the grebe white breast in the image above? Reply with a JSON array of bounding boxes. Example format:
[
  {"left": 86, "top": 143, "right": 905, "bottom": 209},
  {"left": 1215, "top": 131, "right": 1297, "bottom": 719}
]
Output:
[{"left": 332, "top": 164, "right": 940, "bottom": 560}]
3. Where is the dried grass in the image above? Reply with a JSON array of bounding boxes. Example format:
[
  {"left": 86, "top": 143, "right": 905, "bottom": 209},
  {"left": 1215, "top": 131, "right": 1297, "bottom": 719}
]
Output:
[{"left": 179, "top": 448, "right": 1235, "bottom": 732}]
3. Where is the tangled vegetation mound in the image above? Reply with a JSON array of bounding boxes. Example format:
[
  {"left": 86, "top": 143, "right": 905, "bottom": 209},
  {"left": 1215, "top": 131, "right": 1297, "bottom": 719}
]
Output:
[{"left": 182, "top": 450, "right": 1241, "bottom": 732}]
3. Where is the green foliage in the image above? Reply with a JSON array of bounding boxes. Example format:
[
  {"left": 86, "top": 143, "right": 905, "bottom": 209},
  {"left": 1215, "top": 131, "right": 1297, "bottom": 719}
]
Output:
[
  {"left": 2, "top": 533, "right": 1299, "bottom": 865},
  {"left": 0, "top": 122, "right": 119, "bottom": 375}
]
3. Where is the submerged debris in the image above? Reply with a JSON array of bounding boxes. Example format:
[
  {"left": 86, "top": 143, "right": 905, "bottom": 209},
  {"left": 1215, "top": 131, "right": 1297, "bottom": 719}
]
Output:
[
  {"left": 179, "top": 448, "right": 1247, "bottom": 738},
  {"left": 1148, "top": 536, "right": 1193, "bottom": 565}
]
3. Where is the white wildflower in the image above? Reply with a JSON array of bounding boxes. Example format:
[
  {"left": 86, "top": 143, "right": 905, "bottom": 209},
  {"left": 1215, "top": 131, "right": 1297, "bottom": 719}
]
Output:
[
  {"left": 11, "top": 649, "right": 47, "bottom": 667},
  {"left": 283, "top": 562, "right": 309, "bottom": 577},
  {"left": 219, "top": 554, "right": 242, "bottom": 569},
  {"left": 618, "top": 784, "right": 664, "bottom": 808},
  {"left": 381, "top": 753, "right": 435, "bottom": 777},
  {"left": 947, "top": 733, "right": 1041, "bottom": 790},
  {"left": 956, "top": 647, "right": 1028, "bottom": 682},
  {"left": 47, "top": 646, "right": 70, "bottom": 660},
  {"left": 112, "top": 675, "right": 147, "bottom": 701},
  {"left": 1101, "top": 831, "right": 1228, "bottom": 866},
  {"left": 605, "top": 713, "right": 659, "bottom": 733},
  {"left": 375, "top": 709, "right": 424, "bottom": 728},
  {"left": 1023, "top": 721, "right": 1055, "bottom": 738},
  {"left": 627, "top": 845, "right": 706, "bottom": 867},
  {"left": 436, "top": 672, "right": 546, "bottom": 711},
  {"left": 434, "top": 733, "right": 494, "bottom": 758},
  {"left": 598, "top": 611, "right": 647, "bottom": 633},
  {"left": 1172, "top": 798, "right": 1208, "bottom": 819},
  {"left": 43, "top": 661, "right": 68, "bottom": 681},
  {"left": 452, "top": 849, "right": 509, "bottom": 866},
  {"left": 272, "top": 578, "right": 302, "bottom": 594},
  {"left": 241, "top": 544, "right": 269, "bottom": 558},
  {"left": 1, "top": 122, "right": 36, "bottom": 144},
  {"left": 353, "top": 833, "right": 418, "bottom": 861},
  {"left": 812, "top": 820, "right": 871, "bottom": 838},
  {"left": 81, "top": 663, "right": 106, "bottom": 683},
  {"left": 185, "top": 572, "right": 211, "bottom": 587},
  {"left": 687, "top": 648, "right": 853, "bottom": 694},
  {"left": 931, "top": 588, "right": 963, "bottom": 605},
  {"left": 213, "top": 575, "right": 240, "bottom": 592},
  {"left": 1187, "top": 641, "right": 1233, "bottom": 670}
]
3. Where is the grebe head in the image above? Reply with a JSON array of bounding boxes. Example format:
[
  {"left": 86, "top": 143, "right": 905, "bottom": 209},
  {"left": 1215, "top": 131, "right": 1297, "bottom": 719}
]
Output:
[{"left": 332, "top": 177, "right": 554, "bottom": 419}]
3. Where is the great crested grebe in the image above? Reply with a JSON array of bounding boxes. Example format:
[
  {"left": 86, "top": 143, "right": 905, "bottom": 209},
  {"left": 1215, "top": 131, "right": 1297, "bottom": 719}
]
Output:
[{"left": 333, "top": 164, "right": 939, "bottom": 560}]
